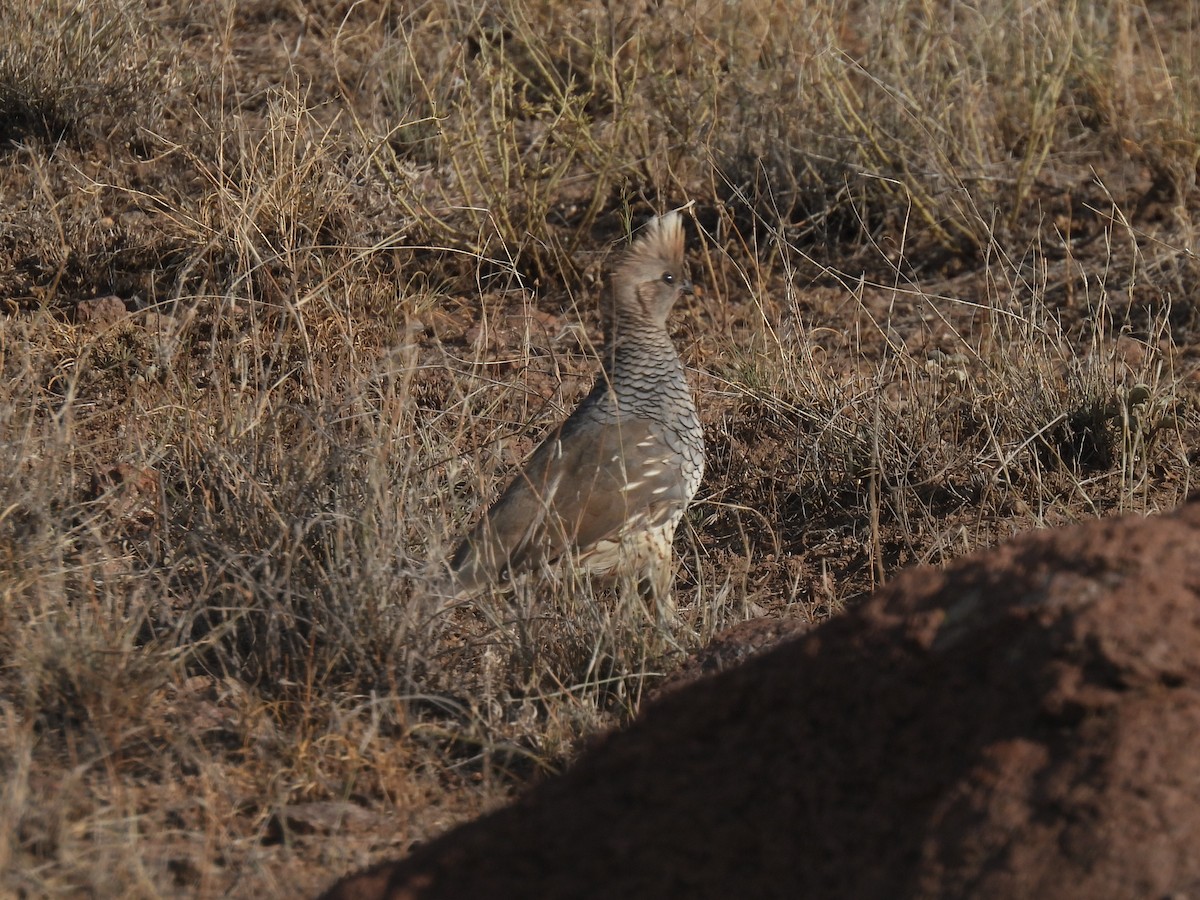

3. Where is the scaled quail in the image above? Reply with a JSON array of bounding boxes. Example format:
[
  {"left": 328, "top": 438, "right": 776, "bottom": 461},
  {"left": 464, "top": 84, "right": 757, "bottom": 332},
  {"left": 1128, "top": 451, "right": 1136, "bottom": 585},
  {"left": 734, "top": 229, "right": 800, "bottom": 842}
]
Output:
[{"left": 443, "top": 210, "right": 704, "bottom": 604}]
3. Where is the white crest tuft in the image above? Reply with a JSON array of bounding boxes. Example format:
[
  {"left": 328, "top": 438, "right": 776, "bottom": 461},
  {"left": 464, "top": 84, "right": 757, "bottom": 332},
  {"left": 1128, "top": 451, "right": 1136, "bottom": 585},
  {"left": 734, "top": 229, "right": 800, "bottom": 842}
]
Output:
[{"left": 621, "top": 211, "right": 685, "bottom": 271}]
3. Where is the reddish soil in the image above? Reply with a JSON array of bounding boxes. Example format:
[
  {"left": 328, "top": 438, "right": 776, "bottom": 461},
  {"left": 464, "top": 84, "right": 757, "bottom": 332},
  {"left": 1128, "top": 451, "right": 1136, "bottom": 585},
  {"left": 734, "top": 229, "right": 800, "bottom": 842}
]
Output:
[{"left": 320, "top": 499, "right": 1200, "bottom": 900}]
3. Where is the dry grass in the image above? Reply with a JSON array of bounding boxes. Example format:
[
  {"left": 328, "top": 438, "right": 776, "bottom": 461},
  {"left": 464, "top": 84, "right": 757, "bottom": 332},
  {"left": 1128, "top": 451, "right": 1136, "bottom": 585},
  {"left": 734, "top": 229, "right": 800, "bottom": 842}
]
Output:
[{"left": 2, "top": 0, "right": 1198, "bottom": 895}]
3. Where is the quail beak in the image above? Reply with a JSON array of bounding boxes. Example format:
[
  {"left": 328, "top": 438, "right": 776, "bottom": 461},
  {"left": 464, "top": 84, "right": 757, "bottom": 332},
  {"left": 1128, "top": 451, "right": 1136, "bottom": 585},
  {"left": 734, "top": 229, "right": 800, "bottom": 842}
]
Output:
[{"left": 681, "top": 278, "right": 695, "bottom": 296}]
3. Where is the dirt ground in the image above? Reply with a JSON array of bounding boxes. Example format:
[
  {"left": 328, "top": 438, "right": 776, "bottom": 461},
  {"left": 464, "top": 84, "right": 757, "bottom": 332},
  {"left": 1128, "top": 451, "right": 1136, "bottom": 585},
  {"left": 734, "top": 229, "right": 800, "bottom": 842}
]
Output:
[{"left": 2, "top": 1, "right": 1199, "bottom": 896}]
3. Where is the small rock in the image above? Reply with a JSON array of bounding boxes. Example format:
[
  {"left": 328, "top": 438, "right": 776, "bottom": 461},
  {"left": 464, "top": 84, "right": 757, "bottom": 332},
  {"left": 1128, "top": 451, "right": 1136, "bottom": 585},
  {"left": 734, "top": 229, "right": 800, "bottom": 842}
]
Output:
[
  {"left": 265, "top": 802, "right": 379, "bottom": 845},
  {"left": 73, "top": 296, "right": 129, "bottom": 328},
  {"left": 1113, "top": 333, "right": 1148, "bottom": 369}
]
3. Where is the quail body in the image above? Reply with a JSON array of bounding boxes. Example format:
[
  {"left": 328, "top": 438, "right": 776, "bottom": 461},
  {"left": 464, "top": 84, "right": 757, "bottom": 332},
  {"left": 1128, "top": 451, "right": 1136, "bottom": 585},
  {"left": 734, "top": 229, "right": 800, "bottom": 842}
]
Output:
[{"left": 444, "top": 211, "right": 704, "bottom": 603}]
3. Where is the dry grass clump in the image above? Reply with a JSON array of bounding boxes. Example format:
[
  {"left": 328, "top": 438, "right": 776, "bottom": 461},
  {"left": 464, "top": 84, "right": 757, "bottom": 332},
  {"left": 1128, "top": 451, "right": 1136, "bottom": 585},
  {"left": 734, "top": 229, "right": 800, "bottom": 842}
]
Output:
[
  {"left": 717, "top": 0, "right": 1200, "bottom": 257},
  {"left": 1, "top": 0, "right": 1199, "bottom": 895},
  {"left": 0, "top": 0, "right": 165, "bottom": 145}
]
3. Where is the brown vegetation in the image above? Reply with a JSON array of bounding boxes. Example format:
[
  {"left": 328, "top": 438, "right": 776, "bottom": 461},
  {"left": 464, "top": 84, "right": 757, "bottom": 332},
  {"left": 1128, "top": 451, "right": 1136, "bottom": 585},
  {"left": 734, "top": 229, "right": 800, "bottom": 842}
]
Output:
[{"left": 1, "top": 0, "right": 1198, "bottom": 895}]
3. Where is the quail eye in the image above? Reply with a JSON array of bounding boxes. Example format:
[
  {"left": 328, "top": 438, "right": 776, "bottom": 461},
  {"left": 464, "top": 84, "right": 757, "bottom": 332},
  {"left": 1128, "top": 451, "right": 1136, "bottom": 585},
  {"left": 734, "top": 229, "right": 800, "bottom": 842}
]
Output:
[{"left": 662, "top": 272, "right": 675, "bottom": 285}]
